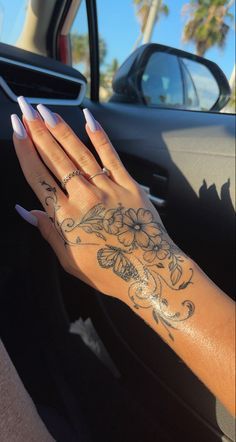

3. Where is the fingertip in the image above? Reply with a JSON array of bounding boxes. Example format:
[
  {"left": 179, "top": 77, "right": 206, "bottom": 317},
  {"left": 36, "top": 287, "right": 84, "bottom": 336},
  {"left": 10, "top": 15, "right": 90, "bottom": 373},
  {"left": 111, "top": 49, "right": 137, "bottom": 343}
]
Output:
[
  {"left": 11, "top": 114, "right": 27, "bottom": 140},
  {"left": 83, "top": 108, "right": 100, "bottom": 133},
  {"left": 30, "top": 210, "right": 52, "bottom": 228},
  {"left": 15, "top": 204, "right": 38, "bottom": 226},
  {"left": 30, "top": 209, "right": 48, "bottom": 218},
  {"left": 84, "top": 123, "right": 94, "bottom": 139}
]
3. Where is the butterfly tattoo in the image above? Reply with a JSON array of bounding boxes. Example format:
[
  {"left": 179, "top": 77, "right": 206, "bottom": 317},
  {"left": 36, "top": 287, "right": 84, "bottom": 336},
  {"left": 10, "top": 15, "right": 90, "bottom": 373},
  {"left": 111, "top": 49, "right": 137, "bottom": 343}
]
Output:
[
  {"left": 97, "top": 245, "right": 139, "bottom": 282},
  {"left": 40, "top": 181, "right": 195, "bottom": 341}
]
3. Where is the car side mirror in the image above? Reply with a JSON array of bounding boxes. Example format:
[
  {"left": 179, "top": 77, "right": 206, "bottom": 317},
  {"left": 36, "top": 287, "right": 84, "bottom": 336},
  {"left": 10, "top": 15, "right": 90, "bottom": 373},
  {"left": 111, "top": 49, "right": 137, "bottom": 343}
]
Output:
[{"left": 111, "top": 43, "right": 231, "bottom": 112}]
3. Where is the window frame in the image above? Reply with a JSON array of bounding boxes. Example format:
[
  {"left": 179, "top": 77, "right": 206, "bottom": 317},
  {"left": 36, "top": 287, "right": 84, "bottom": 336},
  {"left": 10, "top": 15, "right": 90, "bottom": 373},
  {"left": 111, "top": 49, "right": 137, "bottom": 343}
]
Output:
[
  {"left": 85, "top": 0, "right": 100, "bottom": 102},
  {"left": 49, "top": 0, "right": 100, "bottom": 101}
]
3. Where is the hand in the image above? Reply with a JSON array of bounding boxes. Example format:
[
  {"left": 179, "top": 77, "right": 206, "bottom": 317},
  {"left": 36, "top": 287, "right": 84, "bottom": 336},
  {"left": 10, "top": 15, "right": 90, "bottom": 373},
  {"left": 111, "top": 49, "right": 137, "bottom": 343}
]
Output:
[
  {"left": 11, "top": 99, "right": 236, "bottom": 416},
  {"left": 12, "top": 98, "right": 193, "bottom": 327}
]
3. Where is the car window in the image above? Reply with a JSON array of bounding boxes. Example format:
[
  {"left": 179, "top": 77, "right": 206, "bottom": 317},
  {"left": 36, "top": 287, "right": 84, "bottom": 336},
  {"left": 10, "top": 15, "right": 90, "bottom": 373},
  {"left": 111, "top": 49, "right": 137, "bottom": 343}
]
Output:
[
  {"left": 0, "top": 0, "right": 91, "bottom": 96},
  {"left": 69, "top": 0, "right": 90, "bottom": 97},
  {"left": 0, "top": 0, "right": 29, "bottom": 47},
  {"left": 0, "top": 0, "right": 57, "bottom": 56},
  {"left": 96, "top": 0, "right": 235, "bottom": 113}
]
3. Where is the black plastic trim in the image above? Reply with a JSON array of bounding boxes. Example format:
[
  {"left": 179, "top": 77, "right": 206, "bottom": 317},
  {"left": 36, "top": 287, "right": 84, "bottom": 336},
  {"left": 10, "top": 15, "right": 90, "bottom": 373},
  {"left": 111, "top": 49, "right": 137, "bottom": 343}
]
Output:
[
  {"left": 0, "top": 43, "right": 85, "bottom": 80},
  {"left": 86, "top": 0, "right": 100, "bottom": 102}
]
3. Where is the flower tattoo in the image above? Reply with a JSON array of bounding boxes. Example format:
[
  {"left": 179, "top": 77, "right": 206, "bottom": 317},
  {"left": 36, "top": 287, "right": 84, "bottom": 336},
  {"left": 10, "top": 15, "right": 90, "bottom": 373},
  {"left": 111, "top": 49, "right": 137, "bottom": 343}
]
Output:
[
  {"left": 41, "top": 181, "right": 194, "bottom": 341},
  {"left": 118, "top": 208, "right": 161, "bottom": 248},
  {"left": 103, "top": 208, "right": 123, "bottom": 234},
  {"left": 143, "top": 237, "right": 170, "bottom": 262}
]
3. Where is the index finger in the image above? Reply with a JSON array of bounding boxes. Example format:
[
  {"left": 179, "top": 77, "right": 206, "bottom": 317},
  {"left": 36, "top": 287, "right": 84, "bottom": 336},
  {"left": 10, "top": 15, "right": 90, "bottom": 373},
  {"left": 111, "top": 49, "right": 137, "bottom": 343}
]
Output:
[{"left": 11, "top": 114, "right": 67, "bottom": 214}]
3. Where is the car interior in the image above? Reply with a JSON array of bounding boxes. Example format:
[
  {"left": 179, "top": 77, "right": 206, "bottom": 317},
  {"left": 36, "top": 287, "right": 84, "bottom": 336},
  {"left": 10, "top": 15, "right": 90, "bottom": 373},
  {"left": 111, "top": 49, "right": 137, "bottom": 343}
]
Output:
[{"left": 0, "top": 1, "right": 235, "bottom": 441}]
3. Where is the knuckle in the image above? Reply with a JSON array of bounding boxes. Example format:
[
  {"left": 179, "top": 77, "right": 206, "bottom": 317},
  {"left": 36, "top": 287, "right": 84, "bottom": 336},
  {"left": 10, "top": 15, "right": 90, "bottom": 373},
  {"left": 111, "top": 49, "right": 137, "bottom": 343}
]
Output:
[
  {"left": 27, "top": 169, "right": 45, "bottom": 186},
  {"left": 47, "top": 142, "right": 68, "bottom": 165},
  {"left": 51, "top": 151, "right": 66, "bottom": 166},
  {"left": 70, "top": 189, "right": 99, "bottom": 210},
  {"left": 59, "top": 126, "right": 73, "bottom": 143},
  {"left": 77, "top": 153, "right": 91, "bottom": 168},
  {"left": 32, "top": 125, "right": 47, "bottom": 139},
  {"left": 97, "top": 138, "right": 110, "bottom": 150},
  {"left": 107, "top": 157, "right": 121, "bottom": 170},
  {"left": 83, "top": 191, "right": 100, "bottom": 208},
  {"left": 99, "top": 191, "right": 109, "bottom": 205},
  {"left": 100, "top": 190, "right": 115, "bottom": 204}
]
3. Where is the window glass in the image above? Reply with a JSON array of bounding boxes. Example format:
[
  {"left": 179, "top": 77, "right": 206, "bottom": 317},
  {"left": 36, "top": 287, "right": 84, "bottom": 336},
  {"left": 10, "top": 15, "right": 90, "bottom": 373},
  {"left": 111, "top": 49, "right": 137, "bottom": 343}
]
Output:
[
  {"left": 181, "top": 60, "right": 199, "bottom": 109},
  {"left": 96, "top": 0, "right": 235, "bottom": 113},
  {"left": 69, "top": 0, "right": 90, "bottom": 97},
  {"left": 141, "top": 52, "right": 183, "bottom": 107},
  {"left": 0, "top": 0, "right": 29, "bottom": 46},
  {"left": 0, "top": 0, "right": 57, "bottom": 55},
  {"left": 181, "top": 58, "right": 219, "bottom": 111}
]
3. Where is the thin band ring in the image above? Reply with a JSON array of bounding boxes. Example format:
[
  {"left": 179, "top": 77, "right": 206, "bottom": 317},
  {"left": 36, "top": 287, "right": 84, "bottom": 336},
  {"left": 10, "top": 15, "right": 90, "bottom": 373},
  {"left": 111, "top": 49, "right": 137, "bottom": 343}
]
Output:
[
  {"left": 88, "top": 167, "right": 110, "bottom": 181},
  {"left": 61, "top": 169, "right": 84, "bottom": 188}
]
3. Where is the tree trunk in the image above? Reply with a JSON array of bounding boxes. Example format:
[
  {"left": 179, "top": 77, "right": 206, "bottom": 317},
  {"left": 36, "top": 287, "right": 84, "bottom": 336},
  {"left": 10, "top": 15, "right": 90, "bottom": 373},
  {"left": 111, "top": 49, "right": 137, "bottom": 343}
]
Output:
[
  {"left": 196, "top": 42, "right": 206, "bottom": 57},
  {"left": 142, "top": 0, "right": 162, "bottom": 44}
]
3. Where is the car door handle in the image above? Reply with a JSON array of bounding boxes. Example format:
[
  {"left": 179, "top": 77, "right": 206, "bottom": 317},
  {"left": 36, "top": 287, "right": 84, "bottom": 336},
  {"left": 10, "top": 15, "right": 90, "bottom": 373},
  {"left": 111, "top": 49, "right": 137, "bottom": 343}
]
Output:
[{"left": 139, "top": 184, "right": 166, "bottom": 208}]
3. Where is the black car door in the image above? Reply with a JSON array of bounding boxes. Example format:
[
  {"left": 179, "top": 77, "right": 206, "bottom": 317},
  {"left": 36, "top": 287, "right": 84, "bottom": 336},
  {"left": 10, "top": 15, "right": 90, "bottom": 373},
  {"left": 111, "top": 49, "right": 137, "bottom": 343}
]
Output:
[
  {"left": 83, "top": 2, "right": 235, "bottom": 441},
  {"left": 0, "top": 1, "right": 235, "bottom": 441}
]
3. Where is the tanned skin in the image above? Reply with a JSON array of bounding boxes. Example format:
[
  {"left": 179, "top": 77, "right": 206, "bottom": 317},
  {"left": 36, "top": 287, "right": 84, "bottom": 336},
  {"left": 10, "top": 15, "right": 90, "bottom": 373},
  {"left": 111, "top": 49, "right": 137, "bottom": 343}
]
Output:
[{"left": 12, "top": 104, "right": 235, "bottom": 415}]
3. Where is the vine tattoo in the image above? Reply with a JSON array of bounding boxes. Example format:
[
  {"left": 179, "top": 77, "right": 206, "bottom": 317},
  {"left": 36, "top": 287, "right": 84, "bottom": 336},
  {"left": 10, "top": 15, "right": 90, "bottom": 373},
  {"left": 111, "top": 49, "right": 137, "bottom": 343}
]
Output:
[{"left": 41, "top": 181, "right": 195, "bottom": 341}]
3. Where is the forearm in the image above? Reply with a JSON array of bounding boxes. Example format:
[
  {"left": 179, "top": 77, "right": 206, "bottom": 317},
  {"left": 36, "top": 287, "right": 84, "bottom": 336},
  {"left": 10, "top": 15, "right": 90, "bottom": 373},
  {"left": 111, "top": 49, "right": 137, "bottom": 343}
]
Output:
[{"left": 124, "top": 257, "right": 235, "bottom": 416}]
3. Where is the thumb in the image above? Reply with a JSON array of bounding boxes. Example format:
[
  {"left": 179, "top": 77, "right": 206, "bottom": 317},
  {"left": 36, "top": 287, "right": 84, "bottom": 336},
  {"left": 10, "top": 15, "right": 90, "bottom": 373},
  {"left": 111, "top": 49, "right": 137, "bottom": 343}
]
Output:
[{"left": 31, "top": 210, "right": 55, "bottom": 240}]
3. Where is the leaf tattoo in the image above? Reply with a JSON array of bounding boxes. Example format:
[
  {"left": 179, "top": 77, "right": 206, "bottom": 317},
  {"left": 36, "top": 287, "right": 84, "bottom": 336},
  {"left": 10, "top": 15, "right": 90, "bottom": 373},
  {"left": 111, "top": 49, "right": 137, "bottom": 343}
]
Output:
[{"left": 41, "top": 181, "right": 195, "bottom": 341}]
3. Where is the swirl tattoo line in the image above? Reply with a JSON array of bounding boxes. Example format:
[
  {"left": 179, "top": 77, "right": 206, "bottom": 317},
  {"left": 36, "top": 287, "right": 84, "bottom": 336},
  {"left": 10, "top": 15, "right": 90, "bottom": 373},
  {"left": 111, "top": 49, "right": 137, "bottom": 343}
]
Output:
[{"left": 41, "top": 181, "right": 195, "bottom": 341}]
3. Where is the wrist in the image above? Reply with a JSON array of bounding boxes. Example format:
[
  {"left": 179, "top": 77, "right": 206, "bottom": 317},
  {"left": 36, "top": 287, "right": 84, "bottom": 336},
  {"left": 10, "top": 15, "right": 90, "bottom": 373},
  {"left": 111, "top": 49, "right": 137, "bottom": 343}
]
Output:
[{"left": 119, "top": 242, "right": 196, "bottom": 341}]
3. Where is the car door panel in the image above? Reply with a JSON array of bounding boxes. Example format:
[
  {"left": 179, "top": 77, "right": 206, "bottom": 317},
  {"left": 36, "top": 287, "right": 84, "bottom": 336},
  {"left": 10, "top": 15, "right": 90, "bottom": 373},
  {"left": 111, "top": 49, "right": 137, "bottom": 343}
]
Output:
[
  {"left": 86, "top": 101, "right": 235, "bottom": 296},
  {"left": 83, "top": 99, "right": 235, "bottom": 441}
]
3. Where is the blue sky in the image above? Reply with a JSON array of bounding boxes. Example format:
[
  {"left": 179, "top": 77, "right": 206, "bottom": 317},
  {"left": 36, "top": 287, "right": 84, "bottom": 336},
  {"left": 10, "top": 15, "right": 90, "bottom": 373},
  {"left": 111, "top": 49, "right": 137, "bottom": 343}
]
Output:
[
  {"left": 0, "top": 0, "right": 235, "bottom": 80},
  {"left": 96, "top": 0, "right": 235, "bottom": 79}
]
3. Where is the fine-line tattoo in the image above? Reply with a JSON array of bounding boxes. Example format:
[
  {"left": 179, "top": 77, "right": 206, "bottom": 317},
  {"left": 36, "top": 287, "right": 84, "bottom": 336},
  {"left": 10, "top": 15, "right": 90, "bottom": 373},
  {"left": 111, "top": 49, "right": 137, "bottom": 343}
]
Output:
[{"left": 41, "top": 181, "right": 195, "bottom": 341}]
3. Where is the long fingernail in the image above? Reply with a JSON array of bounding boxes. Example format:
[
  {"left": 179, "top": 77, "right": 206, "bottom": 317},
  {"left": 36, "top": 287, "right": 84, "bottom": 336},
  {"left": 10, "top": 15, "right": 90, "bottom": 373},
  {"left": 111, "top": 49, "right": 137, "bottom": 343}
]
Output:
[
  {"left": 15, "top": 204, "right": 38, "bottom": 227},
  {"left": 83, "top": 108, "right": 100, "bottom": 133},
  {"left": 11, "top": 114, "right": 27, "bottom": 139},
  {"left": 37, "top": 104, "right": 58, "bottom": 128},
  {"left": 17, "top": 96, "right": 38, "bottom": 121}
]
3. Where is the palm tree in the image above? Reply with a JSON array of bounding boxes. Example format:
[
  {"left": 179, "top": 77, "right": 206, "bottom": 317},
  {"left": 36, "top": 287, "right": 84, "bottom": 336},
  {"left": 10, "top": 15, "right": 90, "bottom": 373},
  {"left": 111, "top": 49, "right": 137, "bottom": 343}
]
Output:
[
  {"left": 71, "top": 33, "right": 107, "bottom": 77},
  {"left": 182, "top": 0, "right": 235, "bottom": 57},
  {"left": 100, "top": 58, "right": 120, "bottom": 100},
  {"left": 133, "top": 0, "right": 169, "bottom": 48}
]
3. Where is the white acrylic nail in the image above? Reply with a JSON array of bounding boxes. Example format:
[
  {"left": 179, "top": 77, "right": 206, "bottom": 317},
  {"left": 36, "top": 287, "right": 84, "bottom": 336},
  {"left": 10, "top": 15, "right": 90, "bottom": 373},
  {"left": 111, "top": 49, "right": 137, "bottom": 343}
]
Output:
[
  {"left": 15, "top": 204, "right": 38, "bottom": 227},
  {"left": 83, "top": 108, "right": 99, "bottom": 132},
  {"left": 37, "top": 104, "right": 58, "bottom": 128},
  {"left": 11, "top": 114, "right": 27, "bottom": 139},
  {"left": 17, "top": 96, "right": 37, "bottom": 121}
]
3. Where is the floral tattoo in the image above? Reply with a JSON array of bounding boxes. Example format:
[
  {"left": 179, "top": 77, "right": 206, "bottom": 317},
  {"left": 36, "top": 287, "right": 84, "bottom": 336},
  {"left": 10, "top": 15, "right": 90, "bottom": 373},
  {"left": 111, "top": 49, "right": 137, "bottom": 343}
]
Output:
[{"left": 41, "top": 181, "right": 194, "bottom": 341}]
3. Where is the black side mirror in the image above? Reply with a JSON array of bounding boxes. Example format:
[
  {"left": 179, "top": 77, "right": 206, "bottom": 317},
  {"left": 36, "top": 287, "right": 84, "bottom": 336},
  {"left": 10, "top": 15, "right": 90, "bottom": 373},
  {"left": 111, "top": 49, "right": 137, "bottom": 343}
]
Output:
[{"left": 111, "top": 43, "right": 231, "bottom": 112}]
